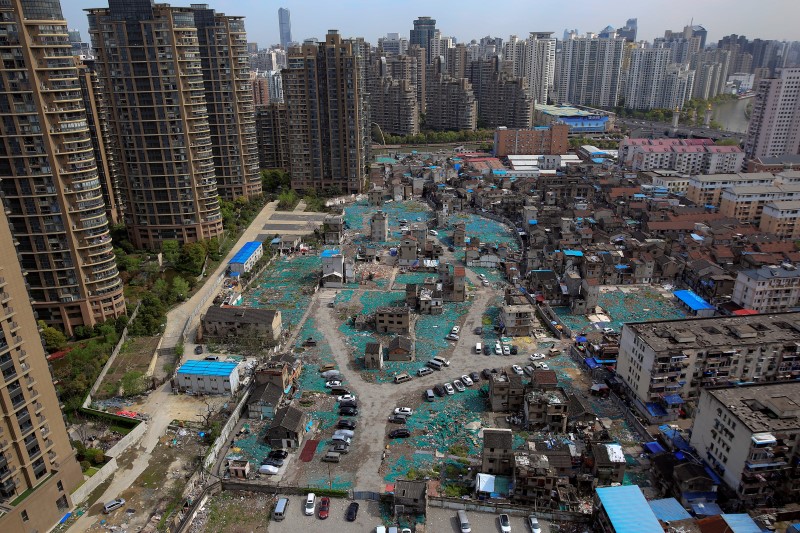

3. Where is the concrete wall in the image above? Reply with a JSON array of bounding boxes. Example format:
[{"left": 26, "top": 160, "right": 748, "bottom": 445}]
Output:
[
  {"left": 204, "top": 387, "right": 251, "bottom": 472},
  {"left": 71, "top": 420, "right": 148, "bottom": 504},
  {"left": 427, "top": 496, "right": 592, "bottom": 524}
]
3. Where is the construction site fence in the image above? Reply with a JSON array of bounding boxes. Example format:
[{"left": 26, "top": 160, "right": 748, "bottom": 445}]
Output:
[
  {"left": 203, "top": 386, "right": 252, "bottom": 473},
  {"left": 607, "top": 390, "right": 653, "bottom": 443},
  {"left": 172, "top": 480, "right": 223, "bottom": 533},
  {"left": 427, "top": 496, "right": 593, "bottom": 524},
  {"left": 71, "top": 420, "right": 148, "bottom": 504},
  {"left": 536, "top": 303, "right": 571, "bottom": 339},
  {"left": 81, "top": 302, "right": 142, "bottom": 409},
  {"left": 181, "top": 272, "right": 225, "bottom": 344}
]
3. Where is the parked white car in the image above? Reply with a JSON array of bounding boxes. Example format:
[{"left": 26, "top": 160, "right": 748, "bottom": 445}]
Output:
[
  {"left": 394, "top": 407, "right": 413, "bottom": 416},
  {"left": 444, "top": 382, "right": 455, "bottom": 395},
  {"left": 494, "top": 343, "right": 502, "bottom": 355},
  {"left": 512, "top": 365, "right": 524, "bottom": 375},
  {"left": 460, "top": 374, "right": 473, "bottom": 386},
  {"left": 453, "top": 379, "right": 465, "bottom": 392},
  {"left": 337, "top": 394, "right": 356, "bottom": 402},
  {"left": 529, "top": 353, "right": 546, "bottom": 361}
]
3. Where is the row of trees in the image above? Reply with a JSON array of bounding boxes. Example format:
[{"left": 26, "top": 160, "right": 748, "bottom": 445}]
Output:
[{"left": 380, "top": 129, "right": 495, "bottom": 145}]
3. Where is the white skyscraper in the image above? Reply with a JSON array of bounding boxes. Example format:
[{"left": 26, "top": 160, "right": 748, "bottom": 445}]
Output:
[
  {"left": 523, "top": 32, "right": 557, "bottom": 105},
  {"left": 557, "top": 33, "right": 626, "bottom": 107},
  {"left": 624, "top": 47, "right": 671, "bottom": 110},
  {"left": 745, "top": 68, "right": 800, "bottom": 159}
]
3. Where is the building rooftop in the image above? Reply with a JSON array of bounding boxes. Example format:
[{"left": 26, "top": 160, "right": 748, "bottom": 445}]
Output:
[
  {"left": 649, "top": 497, "right": 692, "bottom": 522},
  {"left": 204, "top": 306, "right": 279, "bottom": 325},
  {"left": 177, "top": 360, "right": 238, "bottom": 376},
  {"left": 596, "top": 485, "right": 663, "bottom": 533},
  {"left": 230, "top": 241, "right": 262, "bottom": 265},
  {"left": 626, "top": 312, "right": 800, "bottom": 353},
  {"left": 706, "top": 381, "right": 800, "bottom": 434},
  {"left": 738, "top": 264, "right": 800, "bottom": 281},
  {"left": 690, "top": 172, "right": 774, "bottom": 183},
  {"left": 535, "top": 103, "right": 606, "bottom": 118}
]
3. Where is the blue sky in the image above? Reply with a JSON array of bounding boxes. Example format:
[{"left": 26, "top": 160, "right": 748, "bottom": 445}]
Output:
[{"left": 64, "top": 0, "right": 797, "bottom": 48}]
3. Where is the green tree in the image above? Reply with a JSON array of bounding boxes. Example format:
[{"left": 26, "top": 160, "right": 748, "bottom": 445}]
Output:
[
  {"left": 277, "top": 188, "right": 298, "bottom": 210},
  {"left": 152, "top": 278, "right": 169, "bottom": 301},
  {"left": 38, "top": 321, "right": 67, "bottom": 352},
  {"left": 171, "top": 276, "right": 190, "bottom": 302},
  {"left": 161, "top": 240, "right": 180, "bottom": 264},
  {"left": 176, "top": 242, "right": 207, "bottom": 276}
]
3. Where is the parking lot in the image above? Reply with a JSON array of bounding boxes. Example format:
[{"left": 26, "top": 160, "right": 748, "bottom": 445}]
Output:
[
  {"left": 266, "top": 496, "right": 386, "bottom": 532},
  {"left": 427, "top": 506, "right": 552, "bottom": 532}
]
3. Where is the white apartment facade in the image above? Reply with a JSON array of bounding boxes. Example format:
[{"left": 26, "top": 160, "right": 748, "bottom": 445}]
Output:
[
  {"left": 732, "top": 265, "right": 800, "bottom": 313},
  {"left": 745, "top": 68, "right": 800, "bottom": 160},
  {"left": 617, "top": 313, "right": 800, "bottom": 423}
]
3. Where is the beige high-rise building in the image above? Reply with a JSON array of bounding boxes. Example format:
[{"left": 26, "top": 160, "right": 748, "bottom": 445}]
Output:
[
  {"left": 0, "top": 0, "right": 126, "bottom": 335},
  {"left": 745, "top": 68, "right": 800, "bottom": 160},
  {"left": 88, "top": 0, "right": 225, "bottom": 250},
  {"left": 0, "top": 206, "right": 83, "bottom": 532},
  {"left": 283, "top": 30, "right": 370, "bottom": 193},
  {"left": 193, "top": 6, "right": 260, "bottom": 200},
  {"left": 255, "top": 103, "right": 290, "bottom": 172}
]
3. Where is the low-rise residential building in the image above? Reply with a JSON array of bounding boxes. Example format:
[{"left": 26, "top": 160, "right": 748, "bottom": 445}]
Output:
[
  {"left": 321, "top": 249, "right": 347, "bottom": 287},
  {"left": 201, "top": 307, "right": 282, "bottom": 345},
  {"left": 481, "top": 428, "right": 514, "bottom": 475},
  {"left": 685, "top": 172, "right": 777, "bottom": 207},
  {"left": 387, "top": 336, "right": 413, "bottom": 360},
  {"left": 393, "top": 479, "right": 427, "bottom": 515},
  {"left": 398, "top": 236, "right": 419, "bottom": 266},
  {"left": 229, "top": 241, "right": 263, "bottom": 274},
  {"left": 489, "top": 372, "right": 526, "bottom": 412},
  {"left": 322, "top": 215, "right": 344, "bottom": 244},
  {"left": 370, "top": 210, "right": 389, "bottom": 241},
  {"left": 364, "top": 342, "right": 384, "bottom": 369},
  {"left": 375, "top": 306, "right": 411, "bottom": 334},
  {"left": 689, "top": 382, "right": 800, "bottom": 507},
  {"left": 512, "top": 451, "right": 559, "bottom": 504},
  {"left": 247, "top": 382, "right": 284, "bottom": 419},
  {"left": 719, "top": 184, "right": 800, "bottom": 225},
  {"left": 264, "top": 405, "right": 309, "bottom": 449},
  {"left": 501, "top": 302, "right": 537, "bottom": 336},
  {"left": 523, "top": 389, "right": 568, "bottom": 432},
  {"left": 591, "top": 443, "right": 626, "bottom": 484},
  {"left": 493, "top": 124, "right": 569, "bottom": 157},
  {"left": 616, "top": 313, "right": 800, "bottom": 423},
  {"left": 176, "top": 360, "right": 240, "bottom": 396},
  {"left": 759, "top": 200, "right": 800, "bottom": 239},
  {"left": 732, "top": 265, "right": 800, "bottom": 313},
  {"left": 594, "top": 485, "right": 663, "bottom": 533}
]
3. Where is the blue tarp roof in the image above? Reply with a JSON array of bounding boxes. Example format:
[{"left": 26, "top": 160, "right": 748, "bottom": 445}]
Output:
[
  {"left": 614, "top": 264, "right": 629, "bottom": 270},
  {"left": 596, "top": 486, "right": 663, "bottom": 533},
  {"left": 646, "top": 402, "right": 668, "bottom": 417},
  {"left": 644, "top": 441, "right": 666, "bottom": 454},
  {"left": 177, "top": 360, "right": 238, "bottom": 377},
  {"left": 663, "top": 393, "right": 685, "bottom": 405},
  {"left": 683, "top": 491, "right": 719, "bottom": 502},
  {"left": 584, "top": 357, "right": 600, "bottom": 369},
  {"left": 659, "top": 425, "right": 693, "bottom": 451},
  {"left": 528, "top": 219, "right": 538, "bottom": 225},
  {"left": 649, "top": 498, "right": 692, "bottom": 522},
  {"left": 692, "top": 501, "right": 723, "bottom": 516},
  {"left": 674, "top": 290, "right": 715, "bottom": 311},
  {"left": 721, "top": 514, "right": 763, "bottom": 532},
  {"left": 563, "top": 249, "right": 583, "bottom": 257},
  {"left": 229, "top": 241, "right": 261, "bottom": 265},
  {"left": 320, "top": 249, "right": 340, "bottom": 258},
  {"left": 270, "top": 237, "right": 281, "bottom": 244}
]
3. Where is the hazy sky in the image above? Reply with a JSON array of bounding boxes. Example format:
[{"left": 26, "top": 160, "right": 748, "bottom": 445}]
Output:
[{"left": 64, "top": 0, "right": 798, "bottom": 48}]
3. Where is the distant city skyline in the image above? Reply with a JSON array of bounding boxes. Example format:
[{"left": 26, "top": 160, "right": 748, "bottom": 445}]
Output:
[{"left": 65, "top": 0, "right": 798, "bottom": 50}]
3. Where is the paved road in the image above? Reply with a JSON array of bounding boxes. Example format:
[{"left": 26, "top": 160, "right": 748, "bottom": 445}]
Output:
[
  {"left": 267, "top": 495, "right": 383, "bottom": 532},
  {"left": 304, "top": 280, "right": 499, "bottom": 492},
  {"left": 427, "top": 506, "right": 552, "bottom": 533}
]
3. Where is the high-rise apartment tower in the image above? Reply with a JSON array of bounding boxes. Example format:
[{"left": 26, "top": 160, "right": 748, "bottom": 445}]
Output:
[
  {"left": 0, "top": 0, "right": 125, "bottom": 334},
  {"left": 88, "top": 0, "right": 225, "bottom": 250},
  {"left": 278, "top": 7, "right": 292, "bottom": 50},
  {"left": 746, "top": 68, "right": 800, "bottom": 159}
]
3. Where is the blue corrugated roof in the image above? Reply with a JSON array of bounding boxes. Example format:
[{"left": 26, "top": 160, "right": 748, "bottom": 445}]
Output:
[
  {"left": 674, "top": 290, "right": 715, "bottom": 311},
  {"left": 177, "top": 360, "right": 238, "bottom": 376},
  {"left": 721, "top": 514, "right": 762, "bottom": 532},
  {"left": 563, "top": 249, "right": 583, "bottom": 257},
  {"left": 649, "top": 498, "right": 691, "bottom": 522},
  {"left": 229, "top": 241, "right": 261, "bottom": 265},
  {"left": 596, "top": 486, "right": 662, "bottom": 533},
  {"left": 320, "top": 249, "right": 340, "bottom": 258},
  {"left": 692, "top": 501, "right": 723, "bottom": 516}
]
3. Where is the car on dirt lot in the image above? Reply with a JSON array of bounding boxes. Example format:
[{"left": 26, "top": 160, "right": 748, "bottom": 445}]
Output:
[
  {"left": 388, "top": 414, "right": 407, "bottom": 424},
  {"left": 539, "top": 363, "right": 550, "bottom": 370},
  {"left": 318, "top": 497, "right": 330, "bottom": 519},
  {"left": 394, "top": 407, "right": 413, "bottom": 416},
  {"left": 446, "top": 333, "right": 459, "bottom": 341},
  {"left": 194, "top": 345, "right": 203, "bottom": 355},
  {"left": 339, "top": 400, "right": 358, "bottom": 409},
  {"left": 482, "top": 368, "right": 492, "bottom": 379},
  {"left": 337, "top": 394, "right": 356, "bottom": 402},
  {"left": 325, "top": 380, "right": 342, "bottom": 388},
  {"left": 444, "top": 382, "right": 455, "bottom": 395},
  {"left": 339, "top": 406, "right": 358, "bottom": 416},
  {"left": 512, "top": 364, "right": 524, "bottom": 375},
  {"left": 494, "top": 343, "right": 502, "bottom": 355},
  {"left": 453, "top": 379, "right": 465, "bottom": 392},
  {"left": 333, "top": 429, "right": 354, "bottom": 439},
  {"left": 417, "top": 367, "right": 433, "bottom": 377},
  {"left": 499, "top": 513, "right": 511, "bottom": 532},
  {"left": 261, "top": 457, "right": 284, "bottom": 467},
  {"left": 336, "top": 419, "right": 356, "bottom": 430},
  {"left": 433, "top": 384, "right": 446, "bottom": 396},
  {"left": 530, "top": 353, "right": 545, "bottom": 361},
  {"left": 268, "top": 449, "right": 289, "bottom": 459},
  {"left": 502, "top": 345, "right": 511, "bottom": 356},
  {"left": 469, "top": 371, "right": 481, "bottom": 382},
  {"left": 511, "top": 345, "right": 518, "bottom": 355},
  {"left": 329, "top": 442, "right": 349, "bottom": 454},
  {"left": 474, "top": 326, "right": 483, "bottom": 335},
  {"left": 388, "top": 428, "right": 411, "bottom": 439},
  {"left": 346, "top": 502, "right": 359, "bottom": 521},
  {"left": 527, "top": 514, "right": 541, "bottom": 533},
  {"left": 460, "top": 374, "right": 473, "bottom": 386}
]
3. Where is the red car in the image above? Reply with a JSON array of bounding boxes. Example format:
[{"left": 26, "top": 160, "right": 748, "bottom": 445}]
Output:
[{"left": 318, "top": 496, "right": 330, "bottom": 520}]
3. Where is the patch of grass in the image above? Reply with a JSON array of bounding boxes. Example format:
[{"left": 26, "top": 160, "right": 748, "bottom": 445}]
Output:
[
  {"left": 448, "top": 444, "right": 469, "bottom": 458},
  {"left": 82, "top": 476, "right": 113, "bottom": 507}
]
